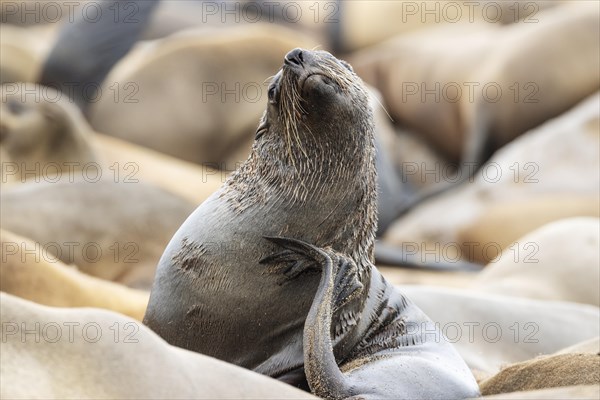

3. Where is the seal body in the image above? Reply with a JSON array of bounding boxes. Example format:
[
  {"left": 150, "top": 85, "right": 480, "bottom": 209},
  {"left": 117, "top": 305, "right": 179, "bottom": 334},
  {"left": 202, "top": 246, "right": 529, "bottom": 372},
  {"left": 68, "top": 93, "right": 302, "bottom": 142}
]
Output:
[
  {"left": 0, "top": 84, "right": 99, "bottom": 183},
  {"left": 1, "top": 179, "right": 195, "bottom": 289},
  {"left": 145, "top": 48, "right": 376, "bottom": 378},
  {"left": 144, "top": 49, "right": 478, "bottom": 397}
]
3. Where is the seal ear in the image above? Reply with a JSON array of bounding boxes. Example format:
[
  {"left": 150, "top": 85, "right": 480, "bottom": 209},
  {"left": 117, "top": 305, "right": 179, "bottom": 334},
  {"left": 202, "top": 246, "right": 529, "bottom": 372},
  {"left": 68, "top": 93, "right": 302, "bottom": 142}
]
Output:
[
  {"left": 339, "top": 60, "right": 354, "bottom": 73},
  {"left": 255, "top": 112, "right": 268, "bottom": 140}
]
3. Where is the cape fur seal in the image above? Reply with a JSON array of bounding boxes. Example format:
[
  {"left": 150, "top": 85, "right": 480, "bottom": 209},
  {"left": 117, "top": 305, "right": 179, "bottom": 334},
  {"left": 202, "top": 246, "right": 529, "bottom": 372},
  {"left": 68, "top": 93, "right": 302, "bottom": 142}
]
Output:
[
  {"left": 1, "top": 293, "right": 316, "bottom": 400},
  {"left": 352, "top": 2, "right": 599, "bottom": 219},
  {"left": 144, "top": 48, "right": 478, "bottom": 399},
  {"left": 1, "top": 179, "right": 195, "bottom": 289},
  {"left": 38, "top": 0, "right": 319, "bottom": 111},
  {"left": 88, "top": 25, "right": 316, "bottom": 168},
  {"left": 0, "top": 229, "right": 149, "bottom": 321},
  {"left": 1, "top": 84, "right": 99, "bottom": 183},
  {"left": 383, "top": 92, "right": 599, "bottom": 266}
]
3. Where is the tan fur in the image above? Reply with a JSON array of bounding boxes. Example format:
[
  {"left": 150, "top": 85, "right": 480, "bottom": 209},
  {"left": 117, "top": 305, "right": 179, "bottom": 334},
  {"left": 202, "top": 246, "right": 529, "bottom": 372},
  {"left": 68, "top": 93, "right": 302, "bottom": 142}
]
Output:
[
  {"left": 479, "top": 385, "right": 599, "bottom": 400},
  {"left": 341, "top": 1, "right": 560, "bottom": 52},
  {"left": 92, "top": 133, "right": 223, "bottom": 205},
  {"left": 1, "top": 84, "right": 100, "bottom": 184},
  {"left": 471, "top": 218, "right": 600, "bottom": 307},
  {"left": 384, "top": 92, "right": 599, "bottom": 265},
  {"left": 0, "top": 293, "right": 316, "bottom": 399},
  {"left": 1, "top": 180, "right": 195, "bottom": 289},
  {"left": 0, "top": 230, "right": 148, "bottom": 320},
  {"left": 459, "top": 197, "right": 600, "bottom": 264},
  {"left": 0, "top": 26, "right": 39, "bottom": 84},
  {"left": 352, "top": 21, "right": 499, "bottom": 161},
  {"left": 0, "top": 0, "right": 77, "bottom": 26},
  {"left": 88, "top": 24, "right": 317, "bottom": 167},
  {"left": 468, "top": 2, "right": 599, "bottom": 158},
  {"left": 0, "top": 82, "right": 222, "bottom": 204},
  {"left": 353, "top": 3, "right": 599, "bottom": 163},
  {"left": 479, "top": 353, "right": 600, "bottom": 395},
  {"left": 0, "top": 24, "right": 56, "bottom": 83},
  {"left": 389, "top": 126, "right": 453, "bottom": 190}
]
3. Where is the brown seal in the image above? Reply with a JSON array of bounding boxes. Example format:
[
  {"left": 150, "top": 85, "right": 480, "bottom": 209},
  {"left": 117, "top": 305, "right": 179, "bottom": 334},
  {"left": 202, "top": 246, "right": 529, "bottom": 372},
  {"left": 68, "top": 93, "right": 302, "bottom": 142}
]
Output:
[
  {"left": 353, "top": 2, "right": 599, "bottom": 170},
  {"left": 143, "top": 48, "right": 478, "bottom": 398},
  {"left": 88, "top": 25, "right": 316, "bottom": 169},
  {"left": 1, "top": 84, "right": 99, "bottom": 183},
  {"left": 1, "top": 179, "right": 195, "bottom": 289},
  {"left": 0, "top": 229, "right": 149, "bottom": 321},
  {"left": 1, "top": 292, "right": 317, "bottom": 400}
]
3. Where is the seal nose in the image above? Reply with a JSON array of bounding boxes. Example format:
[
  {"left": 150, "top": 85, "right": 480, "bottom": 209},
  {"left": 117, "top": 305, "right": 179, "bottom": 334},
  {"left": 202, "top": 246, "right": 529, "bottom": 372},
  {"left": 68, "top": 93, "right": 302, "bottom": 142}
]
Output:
[{"left": 284, "top": 48, "right": 304, "bottom": 67}]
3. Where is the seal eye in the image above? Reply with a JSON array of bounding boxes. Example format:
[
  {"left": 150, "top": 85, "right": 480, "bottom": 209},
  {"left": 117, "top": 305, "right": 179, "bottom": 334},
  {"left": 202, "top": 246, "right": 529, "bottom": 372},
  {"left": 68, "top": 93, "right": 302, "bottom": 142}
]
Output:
[
  {"left": 255, "top": 126, "right": 267, "bottom": 140},
  {"left": 322, "top": 76, "right": 334, "bottom": 86},
  {"left": 268, "top": 86, "right": 277, "bottom": 104}
]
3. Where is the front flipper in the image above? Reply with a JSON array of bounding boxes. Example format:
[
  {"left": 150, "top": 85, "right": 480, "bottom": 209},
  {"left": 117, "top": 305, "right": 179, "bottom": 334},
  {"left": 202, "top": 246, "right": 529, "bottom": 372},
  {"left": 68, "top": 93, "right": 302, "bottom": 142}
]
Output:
[
  {"left": 261, "top": 237, "right": 363, "bottom": 309},
  {"left": 262, "top": 236, "right": 361, "bottom": 400},
  {"left": 259, "top": 237, "right": 320, "bottom": 280}
]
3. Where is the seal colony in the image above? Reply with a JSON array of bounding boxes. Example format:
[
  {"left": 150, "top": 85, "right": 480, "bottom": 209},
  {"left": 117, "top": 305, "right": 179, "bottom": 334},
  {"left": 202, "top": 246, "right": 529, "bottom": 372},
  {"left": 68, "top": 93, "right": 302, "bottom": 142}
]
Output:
[{"left": 144, "top": 49, "right": 479, "bottom": 399}]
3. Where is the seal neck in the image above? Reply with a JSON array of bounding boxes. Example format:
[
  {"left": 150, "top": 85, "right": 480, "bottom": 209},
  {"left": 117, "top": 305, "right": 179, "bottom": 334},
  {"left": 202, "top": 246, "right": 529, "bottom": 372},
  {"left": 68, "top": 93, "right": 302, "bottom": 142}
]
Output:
[{"left": 224, "top": 122, "right": 378, "bottom": 271}]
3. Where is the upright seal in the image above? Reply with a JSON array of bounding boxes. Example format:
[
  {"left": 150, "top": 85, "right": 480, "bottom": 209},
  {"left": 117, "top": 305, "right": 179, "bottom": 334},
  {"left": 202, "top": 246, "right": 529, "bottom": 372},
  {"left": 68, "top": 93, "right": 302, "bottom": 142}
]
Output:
[{"left": 144, "top": 49, "right": 479, "bottom": 399}]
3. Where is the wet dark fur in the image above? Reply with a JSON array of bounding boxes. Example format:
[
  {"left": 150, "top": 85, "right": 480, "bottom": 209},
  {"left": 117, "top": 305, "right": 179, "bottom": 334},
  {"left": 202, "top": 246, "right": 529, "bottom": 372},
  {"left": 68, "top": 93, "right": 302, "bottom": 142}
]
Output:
[
  {"left": 224, "top": 50, "right": 377, "bottom": 274},
  {"left": 143, "top": 49, "right": 479, "bottom": 399}
]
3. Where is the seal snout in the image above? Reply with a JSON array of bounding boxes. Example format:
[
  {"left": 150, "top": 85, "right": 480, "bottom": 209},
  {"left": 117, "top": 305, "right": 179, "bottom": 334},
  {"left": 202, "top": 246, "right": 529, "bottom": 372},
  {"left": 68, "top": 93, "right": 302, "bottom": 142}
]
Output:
[{"left": 284, "top": 48, "right": 305, "bottom": 68}]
